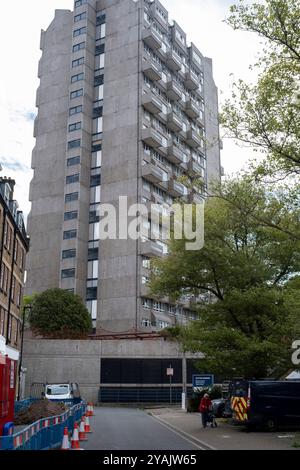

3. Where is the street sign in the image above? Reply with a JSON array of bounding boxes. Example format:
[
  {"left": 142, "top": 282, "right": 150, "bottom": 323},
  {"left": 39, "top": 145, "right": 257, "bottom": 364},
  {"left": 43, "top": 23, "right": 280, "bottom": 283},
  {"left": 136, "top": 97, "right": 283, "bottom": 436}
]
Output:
[
  {"left": 166, "top": 368, "right": 174, "bottom": 376},
  {"left": 192, "top": 374, "right": 214, "bottom": 388}
]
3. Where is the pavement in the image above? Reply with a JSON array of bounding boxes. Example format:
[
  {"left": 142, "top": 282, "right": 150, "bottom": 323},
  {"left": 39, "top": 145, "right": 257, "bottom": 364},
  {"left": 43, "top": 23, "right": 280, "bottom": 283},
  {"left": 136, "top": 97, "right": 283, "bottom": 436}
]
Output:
[
  {"left": 147, "top": 407, "right": 298, "bottom": 450},
  {"left": 81, "top": 406, "right": 299, "bottom": 451}
]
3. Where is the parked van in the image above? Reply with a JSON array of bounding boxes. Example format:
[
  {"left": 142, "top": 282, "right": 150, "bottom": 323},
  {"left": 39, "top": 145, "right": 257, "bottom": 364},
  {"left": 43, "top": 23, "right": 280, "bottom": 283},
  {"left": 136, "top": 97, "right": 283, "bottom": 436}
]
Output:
[
  {"left": 230, "top": 379, "right": 300, "bottom": 430},
  {"left": 30, "top": 382, "right": 81, "bottom": 404}
]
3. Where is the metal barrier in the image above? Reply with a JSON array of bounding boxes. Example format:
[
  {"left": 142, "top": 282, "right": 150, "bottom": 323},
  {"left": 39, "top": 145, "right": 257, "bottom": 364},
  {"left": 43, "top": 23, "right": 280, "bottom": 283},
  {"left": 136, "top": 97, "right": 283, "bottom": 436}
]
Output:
[
  {"left": 0, "top": 401, "right": 86, "bottom": 450},
  {"left": 99, "top": 387, "right": 193, "bottom": 403}
]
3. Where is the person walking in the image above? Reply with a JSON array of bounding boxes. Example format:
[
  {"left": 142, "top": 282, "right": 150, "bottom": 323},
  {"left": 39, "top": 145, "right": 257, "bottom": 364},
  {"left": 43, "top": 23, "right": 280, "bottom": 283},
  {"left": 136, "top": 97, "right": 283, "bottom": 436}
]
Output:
[{"left": 199, "top": 393, "right": 212, "bottom": 428}]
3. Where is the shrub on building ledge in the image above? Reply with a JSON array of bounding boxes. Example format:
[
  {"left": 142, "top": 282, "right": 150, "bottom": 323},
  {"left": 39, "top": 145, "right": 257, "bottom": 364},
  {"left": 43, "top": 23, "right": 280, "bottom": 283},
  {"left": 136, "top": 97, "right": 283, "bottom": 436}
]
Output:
[{"left": 29, "top": 288, "right": 92, "bottom": 339}]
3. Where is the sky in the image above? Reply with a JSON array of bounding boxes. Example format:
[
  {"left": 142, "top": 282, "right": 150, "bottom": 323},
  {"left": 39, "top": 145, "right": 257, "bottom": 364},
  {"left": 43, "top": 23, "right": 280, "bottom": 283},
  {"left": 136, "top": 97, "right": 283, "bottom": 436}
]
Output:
[{"left": 0, "top": 0, "right": 262, "bottom": 218}]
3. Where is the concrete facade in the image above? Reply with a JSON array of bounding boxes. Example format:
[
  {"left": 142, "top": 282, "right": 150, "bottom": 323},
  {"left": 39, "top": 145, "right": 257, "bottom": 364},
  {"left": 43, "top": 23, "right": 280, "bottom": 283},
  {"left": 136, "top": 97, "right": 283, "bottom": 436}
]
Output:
[
  {"left": 23, "top": 337, "right": 195, "bottom": 402},
  {"left": 26, "top": 0, "right": 221, "bottom": 334}
]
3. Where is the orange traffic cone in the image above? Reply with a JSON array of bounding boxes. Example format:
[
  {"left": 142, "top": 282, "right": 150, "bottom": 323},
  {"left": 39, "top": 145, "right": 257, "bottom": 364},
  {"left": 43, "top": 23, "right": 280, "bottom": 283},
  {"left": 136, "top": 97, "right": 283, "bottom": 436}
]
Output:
[
  {"left": 79, "top": 418, "right": 88, "bottom": 441},
  {"left": 89, "top": 403, "right": 94, "bottom": 417},
  {"left": 84, "top": 415, "right": 92, "bottom": 433},
  {"left": 61, "top": 427, "right": 70, "bottom": 450},
  {"left": 71, "top": 423, "right": 83, "bottom": 450}
]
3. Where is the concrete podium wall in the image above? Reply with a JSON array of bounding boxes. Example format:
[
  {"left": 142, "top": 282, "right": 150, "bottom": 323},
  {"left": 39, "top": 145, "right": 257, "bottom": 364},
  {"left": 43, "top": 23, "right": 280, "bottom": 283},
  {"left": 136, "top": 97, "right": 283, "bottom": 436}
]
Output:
[{"left": 23, "top": 338, "right": 191, "bottom": 402}]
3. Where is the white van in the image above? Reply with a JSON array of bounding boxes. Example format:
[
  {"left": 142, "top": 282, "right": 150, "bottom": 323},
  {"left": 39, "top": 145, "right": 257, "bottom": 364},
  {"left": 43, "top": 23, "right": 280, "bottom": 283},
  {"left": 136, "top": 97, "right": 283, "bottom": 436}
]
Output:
[{"left": 45, "top": 384, "right": 73, "bottom": 400}]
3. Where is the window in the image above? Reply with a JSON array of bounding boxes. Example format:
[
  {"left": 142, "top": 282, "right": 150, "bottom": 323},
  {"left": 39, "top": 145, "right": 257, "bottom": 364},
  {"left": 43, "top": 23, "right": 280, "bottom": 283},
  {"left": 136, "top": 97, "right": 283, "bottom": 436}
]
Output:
[
  {"left": 89, "top": 223, "right": 100, "bottom": 241},
  {"left": 62, "top": 249, "right": 76, "bottom": 259},
  {"left": 87, "top": 260, "right": 98, "bottom": 279},
  {"left": 96, "top": 24, "right": 106, "bottom": 40},
  {"left": 90, "top": 186, "right": 101, "bottom": 204},
  {"left": 95, "top": 43, "right": 105, "bottom": 55},
  {"left": 61, "top": 269, "right": 75, "bottom": 279},
  {"left": 93, "top": 107, "right": 103, "bottom": 119},
  {"left": 17, "top": 283, "right": 21, "bottom": 308},
  {"left": 11, "top": 277, "right": 15, "bottom": 303},
  {"left": 94, "top": 74, "right": 104, "bottom": 86},
  {"left": 142, "top": 298, "right": 151, "bottom": 309},
  {"left": 90, "top": 174, "right": 101, "bottom": 187},
  {"left": 65, "top": 192, "right": 79, "bottom": 203},
  {"left": 75, "top": 0, "right": 87, "bottom": 7},
  {"left": 73, "top": 42, "right": 85, "bottom": 53},
  {"left": 66, "top": 174, "right": 79, "bottom": 184},
  {"left": 64, "top": 211, "right": 78, "bottom": 221},
  {"left": 73, "top": 27, "right": 87, "bottom": 37},
  {"left": 142, "top": 257, "right": 151, "bottom": 269},
  {"left": 71, "top": 73, "right": 84, "bottom": 83},
  {"left": 91, "top": 150, "right": 101, "bottom": 168},
  {"left": 67, "top": 156, "right": 80, "bottom": 166},
  {"left": 70, "top": 89, "right": 83, "bottom": 100},
  {"left": 14, "top": 239, "right": 18, "bottom": 263},
  {"left": 88, "top": 247, "right": 99, "bottom": 260},
  {"left": 93, "top": 117, "right": 103, "bottom": 134},
  {"left": 72, "top": 57, "right": 84, "bottom": 68},
  {"left": 86, "top": 287, "right": 97, "bottom": 300},
  {"left": 63, "top": 230, "right": 77, "bottom": 240},
  {"left": 89, "top": 210, "right": 100, "bottom": 224},
  {"left": 69, "top": 122, "right": 81, "bottom": 132},
  {"left": 96, "top": 12, "right": 106, "bottom": 25},
  {"left": 20, "top": 249, "right": 25, "bottom": 271},
  {"left": 68, "top": 139, "right": 81, "bottom": 150},
  {"left": 74, "top": 12, "right": 87, "bottom": 22},
  {"left": 141, "top": 319, "right": 151, "bottom": 327},
  {"left": 69, "top": 105, "right": 83, "bottom": 116},
  {"left": 95, "top": 53, "right": 105, "bottom": 70}
]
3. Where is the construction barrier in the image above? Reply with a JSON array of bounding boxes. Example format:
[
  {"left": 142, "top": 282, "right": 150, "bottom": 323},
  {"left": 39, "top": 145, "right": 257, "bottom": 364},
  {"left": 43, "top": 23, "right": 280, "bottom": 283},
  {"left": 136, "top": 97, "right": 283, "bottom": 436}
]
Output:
[{"left": 0, "top": 401, "right": 86, "bottom": 451}]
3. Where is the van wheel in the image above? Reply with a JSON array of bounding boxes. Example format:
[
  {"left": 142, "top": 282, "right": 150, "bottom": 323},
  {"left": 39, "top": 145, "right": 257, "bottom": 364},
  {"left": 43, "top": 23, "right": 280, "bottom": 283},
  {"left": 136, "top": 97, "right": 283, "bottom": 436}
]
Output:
[{"left": 264, "top": 417, "right": 277, "bottom": 431}]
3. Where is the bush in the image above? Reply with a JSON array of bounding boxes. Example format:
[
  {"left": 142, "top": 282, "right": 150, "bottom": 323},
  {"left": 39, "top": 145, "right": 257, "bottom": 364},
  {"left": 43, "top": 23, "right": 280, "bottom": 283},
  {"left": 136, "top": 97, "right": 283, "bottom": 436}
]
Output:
[{"left": 29, "top": 288, "right": 93, "bottom": 339}]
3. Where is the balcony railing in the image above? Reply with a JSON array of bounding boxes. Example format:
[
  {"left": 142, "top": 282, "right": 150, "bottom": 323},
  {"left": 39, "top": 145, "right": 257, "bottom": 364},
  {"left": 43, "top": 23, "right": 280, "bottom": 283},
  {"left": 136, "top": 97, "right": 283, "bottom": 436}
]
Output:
[
  {"left": 186, "top": 129, "right": 202, "bottom": 148},
  {"left": 166, "top": 80, "right": 182, "bottom": 101},
  {"left": 168, "top": 179, "right": 188, "bottom": 198},
  {"left": 142, "top": 27, "right": 162, "bottom": 50},
  {"left": 166, "top": 144, "right": 187, "bottom": 165},
  {"left": 165, "top": 49, "right": 182, "bottom": 71},
  {"left": 166, "top": 111, "right": 182, "bottom": 132},
  {"left": 185, "top": 69, "right": 199, "bottom": 91},
  {"left": 142, "top": 127, "right": 164, "bottom": 148},
  {"left": 142, "top": 163, "right": 169, "bottom": 185},
  {"left": 139, "top": 240, "right": 164, "bottom": 258},
  {"left": 188, "top": 159, "right": 204, "bottom": 175},
  {"left": 142, "top": 58, "right": 162, "bottom": 81},
  {"left": 142, "top": 92, "right": 163, "bottom": 115},
  {"left": 185, "top": 99, "right": 200, "bottom": 119}
]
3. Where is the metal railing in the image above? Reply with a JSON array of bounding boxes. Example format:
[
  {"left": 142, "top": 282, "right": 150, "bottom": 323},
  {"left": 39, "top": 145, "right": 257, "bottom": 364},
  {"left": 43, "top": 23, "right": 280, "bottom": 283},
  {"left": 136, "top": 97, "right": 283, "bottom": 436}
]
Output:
[
  {"left": 0, "top": 401, "right": 86, "bottom": 450},
  {"left": 99, "top": 387, "right": 193, "bottom": 403}
]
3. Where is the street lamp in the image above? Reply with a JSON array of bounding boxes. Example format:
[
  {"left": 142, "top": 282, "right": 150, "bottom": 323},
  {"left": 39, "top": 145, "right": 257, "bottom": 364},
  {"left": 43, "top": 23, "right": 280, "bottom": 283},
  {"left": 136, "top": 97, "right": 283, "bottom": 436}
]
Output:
[{"left": 17, "top": 304, "right": 32, "bottom": 401}]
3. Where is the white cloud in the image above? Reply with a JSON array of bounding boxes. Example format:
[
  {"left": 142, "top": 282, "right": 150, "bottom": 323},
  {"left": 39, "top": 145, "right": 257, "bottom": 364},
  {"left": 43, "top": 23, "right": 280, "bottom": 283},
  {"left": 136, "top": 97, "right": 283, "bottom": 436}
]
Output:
[{"left": 0, "top": 0, "right": 262, "bottom": 218}]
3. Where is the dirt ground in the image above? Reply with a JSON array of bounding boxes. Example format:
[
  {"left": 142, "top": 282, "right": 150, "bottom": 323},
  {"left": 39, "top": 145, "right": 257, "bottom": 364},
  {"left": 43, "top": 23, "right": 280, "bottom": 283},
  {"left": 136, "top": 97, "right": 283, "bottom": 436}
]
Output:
[{"left": 14, "top": 399, "right": 67, "bottom": 425}]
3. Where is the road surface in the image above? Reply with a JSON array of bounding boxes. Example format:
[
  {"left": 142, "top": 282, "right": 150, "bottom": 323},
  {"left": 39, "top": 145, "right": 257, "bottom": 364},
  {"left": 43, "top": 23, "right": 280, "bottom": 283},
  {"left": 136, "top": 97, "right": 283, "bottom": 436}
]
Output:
[{"left": 81, "top": 407, "right": 202, "bottom": 450}]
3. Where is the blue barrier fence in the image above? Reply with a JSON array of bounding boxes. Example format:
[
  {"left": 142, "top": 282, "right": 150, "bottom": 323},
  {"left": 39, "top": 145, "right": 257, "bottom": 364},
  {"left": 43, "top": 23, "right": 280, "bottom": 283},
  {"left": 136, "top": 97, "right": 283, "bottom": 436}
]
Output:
[
  {"left": 0, "top": 401, "right": 86, "bottom": 451},
  {"left": 14, "top": 397, "right": 82, "bottom": 415}
]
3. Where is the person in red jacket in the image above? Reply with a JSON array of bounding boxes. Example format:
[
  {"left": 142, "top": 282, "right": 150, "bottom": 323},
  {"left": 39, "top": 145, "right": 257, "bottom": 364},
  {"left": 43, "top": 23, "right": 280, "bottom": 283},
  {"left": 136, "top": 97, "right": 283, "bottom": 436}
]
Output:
[{"left": 199, "top": 393, "right": 212, "bottom": 428}]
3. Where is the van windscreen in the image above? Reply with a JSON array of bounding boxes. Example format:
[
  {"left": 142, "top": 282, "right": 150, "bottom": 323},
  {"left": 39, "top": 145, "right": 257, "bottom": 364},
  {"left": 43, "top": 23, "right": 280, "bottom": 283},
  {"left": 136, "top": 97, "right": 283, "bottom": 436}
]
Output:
[{"left": 46, "top": 385, "right": 69, "bottom": 395}]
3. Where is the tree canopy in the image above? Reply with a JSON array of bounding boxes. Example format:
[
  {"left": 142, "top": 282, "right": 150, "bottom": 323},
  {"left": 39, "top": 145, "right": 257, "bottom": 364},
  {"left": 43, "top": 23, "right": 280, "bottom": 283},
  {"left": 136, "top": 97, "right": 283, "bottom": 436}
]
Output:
[
  {"left": 150, "top": 178, "right": 300, "bottom": 378},
  {"left": 29, "top": 288, "right": 93, "bottom": 339}
]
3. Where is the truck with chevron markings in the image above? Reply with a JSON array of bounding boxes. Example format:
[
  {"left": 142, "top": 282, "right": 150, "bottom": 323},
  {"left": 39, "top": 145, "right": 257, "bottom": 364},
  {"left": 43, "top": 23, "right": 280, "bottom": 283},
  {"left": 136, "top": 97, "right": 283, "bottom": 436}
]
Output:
[{"left": 230, "top": 379, "right": 300, "bottom": 431}]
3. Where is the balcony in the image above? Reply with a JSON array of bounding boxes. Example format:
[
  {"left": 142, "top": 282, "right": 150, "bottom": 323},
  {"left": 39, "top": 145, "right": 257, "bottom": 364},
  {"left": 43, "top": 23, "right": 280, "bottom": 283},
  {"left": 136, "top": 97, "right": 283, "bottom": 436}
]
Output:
[
  {"left": 185, "top": 69, "right": 199, "bottom": 90},
  {"left": 140, "top": 240, "right": 164, "bottom": 258},
  {"left": 166, "top": 144, "right": 187, "bottom": 165},
  {"left": 166, "top": 111, "right": 183, "bottom": 132},
  {"left": 142, "top": 127, "right": 164, "bottom": 148},
  {"left": 188, "top": 159, "right": 204, "bottom": 175},
  {"left": 142, "top": 27, "right": 162, "bottom": 50},
  {"left": 185, "top": 99, "right": 200, "bottom": 119},
  {"left": 165, "top": 49, "right": 182, "bottom": 71},
  {"left": 168, "top": 179, "right": 188, "bottom": 198},
  {"left": 142, "top": 163, "right": 169, "bottom": 185},
  {"left": 142, "top": 92, "right": 163, "bottom": 115},
  {"left": 186, "top": 129, "right": 202, "bottom": 148},
  {"left": 166, "top": 80, "right": 182, "bottom": 101},
  {"left": 142, "top": 58, "right": 162, "bottom": 81}
]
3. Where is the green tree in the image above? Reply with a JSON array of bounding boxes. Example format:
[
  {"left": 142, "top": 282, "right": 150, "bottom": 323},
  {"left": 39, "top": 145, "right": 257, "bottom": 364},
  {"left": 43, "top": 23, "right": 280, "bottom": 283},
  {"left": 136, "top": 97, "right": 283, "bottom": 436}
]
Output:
[
  {"left": 150, "top": 178, "right": 300, "bottom": 378},
  {"left": 29, "top": 288, "right": 92, "bottom": 339},
  {"left": 221, "top": 0, "right": 300, "bottom": 178}
]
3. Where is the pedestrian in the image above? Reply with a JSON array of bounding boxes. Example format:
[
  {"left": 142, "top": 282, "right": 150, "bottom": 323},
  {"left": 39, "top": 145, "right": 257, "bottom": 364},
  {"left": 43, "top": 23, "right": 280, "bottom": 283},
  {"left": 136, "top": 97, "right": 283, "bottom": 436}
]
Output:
[{"left": 199, "top": 393, "right": 212, "bottom": 429}]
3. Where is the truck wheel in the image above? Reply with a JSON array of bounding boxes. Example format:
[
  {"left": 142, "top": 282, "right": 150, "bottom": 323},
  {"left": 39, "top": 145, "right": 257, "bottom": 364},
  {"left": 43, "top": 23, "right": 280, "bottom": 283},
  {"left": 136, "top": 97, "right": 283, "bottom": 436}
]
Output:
[{"left": 263, "top": 417, "right": 277, "bottom": 431}]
